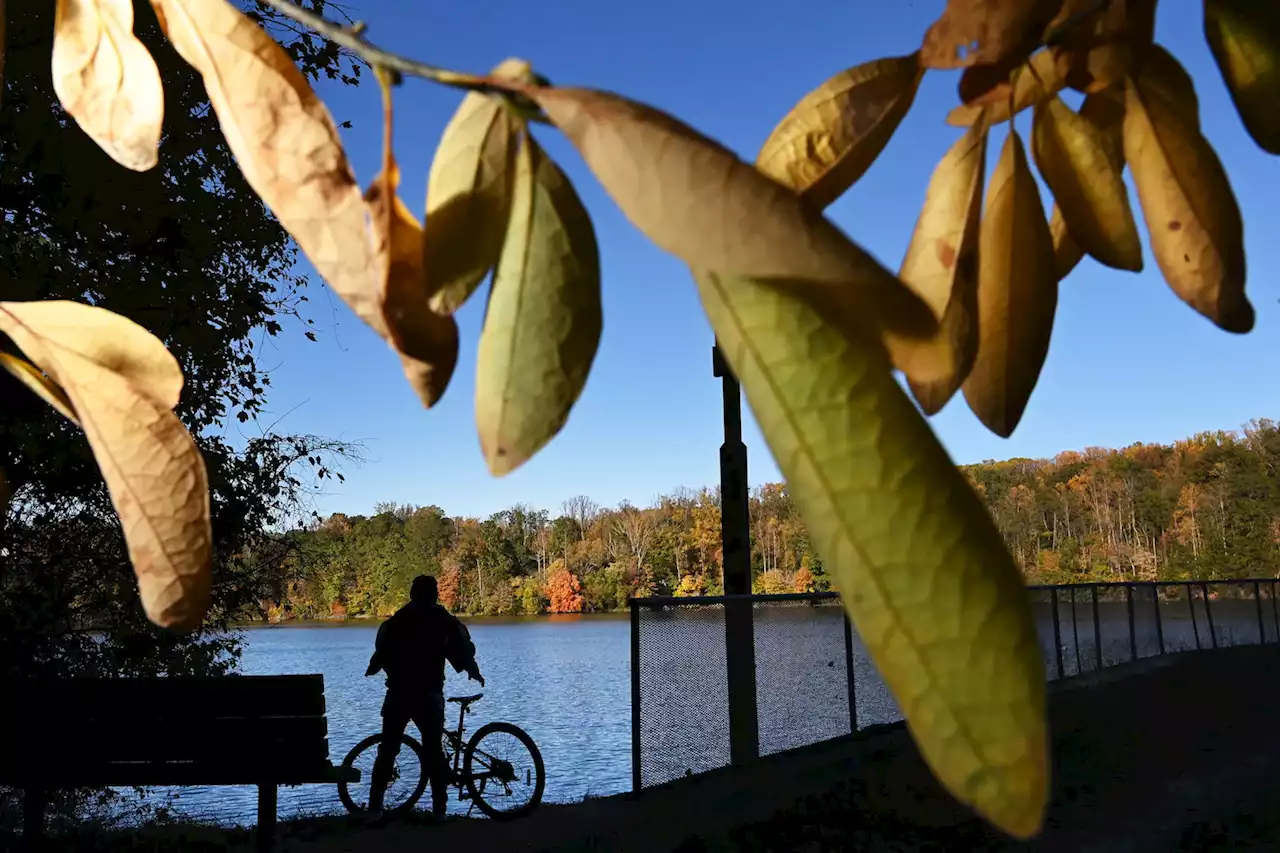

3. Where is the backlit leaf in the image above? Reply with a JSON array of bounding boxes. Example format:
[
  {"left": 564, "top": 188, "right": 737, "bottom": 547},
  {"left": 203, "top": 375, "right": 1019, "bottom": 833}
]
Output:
[
  {"left": 1138, "top": 44, "right": 1201, "bottom": 130},
  {"left": 367, "top": 74, "right": 458, "bottom": 408},
  {"left": 1204, "top": 0, "right": 1280, "bottom": 155},
  {"left": 423, "top": 58, "right": 532, "bottom": 315},
  {"left": 757, "top": 53, "right": 923, "bottom": 209},
  {"left": 1049, "top": 0, "right": 1157, "bottom": 94},
  {"left": 0, "top": 352, "right": 79, "bottom": 423},
  {"left": 948, "top": 50, "right": 1067, "bottom": 126},
  {"left": 696, "top": 270, "right": 1047, "bottom": 838},
  {"left": 1032, "top": 96, "right": 1141, "bottom": 271},
  {"left": 921, "top": 0, "right": 1062, "bottom": 70},
  {"left": 1124, "top": 66, "right": 1252, "bottom": 332},
  {"left": 151, "top": 0, "right": 383, "bottom": 335},
  {"left": 1049, "top": 206, "right": 1084, "bottom": 280},
  {"left": 0, "top": 301, "right": 212, "bottom": 631},
  {"left": 475, "top": 134, "right": 602, "bottom": 476},
  {"left": 962, "top": 131, "right": 1058, "bottom": 438},
  {"left": 52, "top": 0, "right": 164, "bottom": 171},
  {"left": 530, "top": 86, "right": 945, "bottom": 382},
  {"left": 899, "top": 122, "right": 987, "bottom": 414}
]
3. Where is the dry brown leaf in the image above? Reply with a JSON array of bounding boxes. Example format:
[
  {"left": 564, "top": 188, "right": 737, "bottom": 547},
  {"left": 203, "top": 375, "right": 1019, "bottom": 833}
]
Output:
[
  {"left": 921, "top": 0, "right": 1063, "bottom": 70},
  {"left": 1205, "top": 0, "right": 1280, "bottom": 155},
  {"left": 1048, "top": 0, "right": 1157, "bottom": 93},
  {"left": 531, "top": 86, "right": 945, "bottom": 382},
  {"left": 1136, "top": 44, "right": 1201, "bottom": 129},
  {"left": 423, "top": 58, "right": 532, "bottom": 316},
  {"left": 1048, "top": 204, "right": 1084, "bottom": 280},
  {"left": 368, "top": 74, "right": 459, "bottom": 408},
  {"left": 0, "top": 352, "right": 79, "bottom": 423},
  {"left": 1032, "top": 95, "right": 1141, "bottom": 271},
  {"left": 949, "top": 50, "right": 1068, "bottom": 126},
  {"left": 150, "top": 0, "right": 383, "bottom": 335},
  {"left": 899, "top": 122, "right": 988, "bottom": 414},
  {"left": 0, "top": 301, "right": 211, "bottom": 630},
  {"left": 962, "top": 131, "right": 1058, "bottom": 437},
  {"left": 1124, "top": 69, "right": 1252, "bottom": 332},
  {"left": 756, "top": 53, "right": 923, "bottom": 210},
  {"left": 52, "top": 0, "right": 165, "bottom": 171}
]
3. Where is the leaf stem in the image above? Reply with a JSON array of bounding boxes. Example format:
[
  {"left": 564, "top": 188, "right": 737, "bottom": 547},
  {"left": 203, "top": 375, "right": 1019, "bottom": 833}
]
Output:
[{"left": 257, "top": 0, "right": 541, "bottom": 109}]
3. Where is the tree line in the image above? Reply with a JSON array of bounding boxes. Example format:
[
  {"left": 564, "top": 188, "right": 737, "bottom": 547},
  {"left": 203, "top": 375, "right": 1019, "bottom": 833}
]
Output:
[{"left": 253, "top": 419, "right": 1280, "bottom": 620}]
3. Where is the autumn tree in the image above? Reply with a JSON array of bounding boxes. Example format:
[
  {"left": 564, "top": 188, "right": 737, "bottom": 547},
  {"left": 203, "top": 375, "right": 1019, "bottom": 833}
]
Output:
[{"left": 544, "top": 560, "right": 584, "bottom": 614}]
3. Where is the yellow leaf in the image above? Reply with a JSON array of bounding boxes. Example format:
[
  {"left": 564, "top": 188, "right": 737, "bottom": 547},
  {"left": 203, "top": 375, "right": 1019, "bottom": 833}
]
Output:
[
  {"left": 1138, "top": 44, "right": 1201, "bottom": 129},
  {"left": 696, "top": 269, "right": 1047, "bottom": 838},
  {"left": 756, "top": 53, "right": 923, "bottom": 210},
  {"left": 921, "top": 0, "right": 1062, "bottom": 70},
  {"left": 0, "top": 300, "right": 183, "bottom": 410},
  {"left": 947, "top": 49, "right": 1067, "bottom": 127},
  {"left": 0, "top": 301, "right": 211, "bottom": 630},
  {"left": 962, "top": 131, "right": 1059, "bottom": 437},
  {"left": 367, "top": 74, "right": 458, "bottom": 408},
  {"left": 1032, "top": 96, "right": 1142, "bottom": 271},
  {"left": 1124, "top": 67, "right": 1253, "bottom": 332},
  {"left": 52, "top": 0, "right": 164, "bottom": 171},
  {"left": 475, "top": 134, "right": 602, "bottom": 476},
  {"left": 1204, "top": 0, "right": 1280, "bottom": 155},
  {"left": 424, "top": 58, "right": 532, "bottom": 315},
  {"left": 1045, "top": 89, "right": 1126, "bottom": 279},
  {"left": 0, "top": 352, "right": 79, "bottom": 423},
  {"left": 899, "top": 122, "right": 987, "bottom": 415},
  {"left": 150, "top": 0, "right": 383, "bottom": 336},
  {"left": 530, "top": 86, "right": 945, "bottom": 382}
]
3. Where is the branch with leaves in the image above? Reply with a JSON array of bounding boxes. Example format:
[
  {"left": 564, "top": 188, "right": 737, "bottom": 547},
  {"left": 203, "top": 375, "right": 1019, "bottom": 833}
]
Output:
[{"left": 0, "top": 0, "right": 1275, "bottom": 840}]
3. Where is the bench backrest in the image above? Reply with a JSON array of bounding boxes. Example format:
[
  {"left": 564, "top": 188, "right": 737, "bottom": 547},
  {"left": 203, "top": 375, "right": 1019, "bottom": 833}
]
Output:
[{"left": 1, "top": 674, "right": 335, "bottom": 783}]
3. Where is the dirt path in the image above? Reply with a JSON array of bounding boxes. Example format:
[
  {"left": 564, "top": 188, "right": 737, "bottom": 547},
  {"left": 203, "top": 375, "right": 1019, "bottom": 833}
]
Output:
[{"left": 266, "top": 644, "right": 1280, "bottom": 852}]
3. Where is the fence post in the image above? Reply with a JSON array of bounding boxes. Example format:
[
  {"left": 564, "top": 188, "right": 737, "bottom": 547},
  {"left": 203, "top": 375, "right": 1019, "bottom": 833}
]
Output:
[
  {"left": 1050, "top": 588, "right": 1063, "bottom": 680},
  {"left": 1202, "top": 582, "right": 1217, "bottom": 649},
  {"left": 1273, "top": 581, "right": 1279, "bottom": 641},
  {"left": 1071, "top": 589, "right": 1082, "bottom": 675},
  {"left": 630, "top": 598, "right": 642, "bottom": 794},
  {"left": 1090, "top": 584, "right": 1103, "bottom": 670},
  {"left": 1255, "top": 580, "right": 1266, "bottom": 645},
  {"left": 713, "top": 343, "right": 758, "bottom": 767},
  {"left": 842, "top": 610, "right": 858, "bottom": 735},
  {"left": 1154, "top": 584, "right": 1165, "bottom": 656},
  {"left": 1125, "top": 584, "right": 1137, "bottom": 662},
  {"left": 1188, "top": 584, "right": 1202, "bottom": 650}
]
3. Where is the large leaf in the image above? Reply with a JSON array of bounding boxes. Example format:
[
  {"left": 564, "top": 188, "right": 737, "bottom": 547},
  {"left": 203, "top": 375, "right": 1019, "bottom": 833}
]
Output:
[
  {"left": 0, "top": 301, "right": 212, "bottom": 630},
  {"left": 695, "top": 270, "right": 1047, "bottom": 838},
  {"left": 150, "top": 0, "right": 382, "bottom": 334},
  {"left": 1124, "top": 64, "right": 1252, "bottom": 332},
  {"left": 921, "top": 0, "right": 1062, "bottom": 70},
  {"left": 962, "top": 131, "right": 1058, "bottom": 438},
  {"left": 529, "top": 86, "right": 946, "bottom": 382},
  {"left": 756, "top": 54, "right": 923, "bottom": 209},
  {"left": 948, "top": 49, "right": 1067, "bottom": 127},
  {"left": 367, "top": 75, "right": 459, "bottom": 407},
  {"left": 1204, "top": 0, "right": 1280, "bottom": 155},
  {"left": 1032, "top": 95, "right": 1142, "bottom": 272},
  {"left": 1048, "top": 0, "right": 1157, "bottom": 94},
  {"left": 899, "top": 122, "right": 987, "bottom": 414},
  {"left": 423, "top": 58, "right": 531, "bottom": 315},
  {"left": 52, "top": 0, "right": 164, "bottom": 171},
  {"left": 475, "top": 134, "right": 602, "bottom": 475}
]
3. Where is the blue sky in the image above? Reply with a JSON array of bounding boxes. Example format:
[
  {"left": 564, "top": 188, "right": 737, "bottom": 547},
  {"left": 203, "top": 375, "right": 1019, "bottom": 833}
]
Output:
[{"left": 235, "top": 0, "right": 1279, "bottom": 521}]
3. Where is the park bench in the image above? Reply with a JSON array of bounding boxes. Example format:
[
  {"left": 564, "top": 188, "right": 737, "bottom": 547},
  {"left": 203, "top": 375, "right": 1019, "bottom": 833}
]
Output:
[{"left": 0, "top": 674, "right": 358, "bottom": 852}]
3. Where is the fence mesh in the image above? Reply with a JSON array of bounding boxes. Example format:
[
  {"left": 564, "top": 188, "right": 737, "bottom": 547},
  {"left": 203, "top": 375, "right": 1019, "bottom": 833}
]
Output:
[{"left": 633, "top": 580, "right": 1280, "bottom": 791}]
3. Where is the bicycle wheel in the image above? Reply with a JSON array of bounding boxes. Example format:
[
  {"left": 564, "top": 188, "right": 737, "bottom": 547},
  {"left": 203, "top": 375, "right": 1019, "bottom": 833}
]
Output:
[
  {"left": 338, "top": 732, "right": 429, "bottom": 815},
  {"left": 462, "top": 721, "right": 546, "bottom": 820}
]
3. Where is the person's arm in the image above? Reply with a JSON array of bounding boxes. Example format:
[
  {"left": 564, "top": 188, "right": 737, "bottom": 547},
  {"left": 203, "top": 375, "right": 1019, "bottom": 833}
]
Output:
[
  {"left": 365, "top": 620, "right": 388, "bottom": 677},
  {"left": 444, "top": 617, "right": 484, "bottom": 685}
]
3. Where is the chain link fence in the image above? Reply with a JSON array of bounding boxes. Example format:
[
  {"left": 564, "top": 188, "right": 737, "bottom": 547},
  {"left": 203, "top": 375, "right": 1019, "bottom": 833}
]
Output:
[{"left": 631, "top": 579, "right": 1280, "bottom": 792}]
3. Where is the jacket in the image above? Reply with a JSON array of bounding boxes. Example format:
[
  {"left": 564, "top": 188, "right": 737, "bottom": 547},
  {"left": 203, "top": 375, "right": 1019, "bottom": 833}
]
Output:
[{"left": 365, "top": 600, "right": 480, "bottom": 694}]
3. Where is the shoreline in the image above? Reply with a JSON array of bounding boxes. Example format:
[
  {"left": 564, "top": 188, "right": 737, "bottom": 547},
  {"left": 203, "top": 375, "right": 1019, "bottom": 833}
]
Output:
[{"left": 230, "top": 609, "right": 631, "bottom": 630}]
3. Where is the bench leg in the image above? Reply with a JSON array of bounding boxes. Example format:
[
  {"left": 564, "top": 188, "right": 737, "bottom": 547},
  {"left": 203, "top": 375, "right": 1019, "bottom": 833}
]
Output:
[{"left": 257, "top": 784, "right": 277, "bottom": 853}]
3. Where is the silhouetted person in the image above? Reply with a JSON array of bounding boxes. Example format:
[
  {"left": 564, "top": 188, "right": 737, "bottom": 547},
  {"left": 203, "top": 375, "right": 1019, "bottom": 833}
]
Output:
[{"left": 365, "top": 575, "right": 484, "bottom": 817}]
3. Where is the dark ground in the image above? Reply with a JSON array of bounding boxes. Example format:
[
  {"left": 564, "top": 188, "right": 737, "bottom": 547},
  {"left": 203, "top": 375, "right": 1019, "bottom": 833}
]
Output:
[{"left": 10, "top": 644, "right": 1280, "bottom": 852}]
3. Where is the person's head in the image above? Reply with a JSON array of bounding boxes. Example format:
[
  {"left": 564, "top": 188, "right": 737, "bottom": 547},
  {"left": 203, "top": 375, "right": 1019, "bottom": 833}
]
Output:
[{"left": 410, "top": 575, "right": 439, "bottom": 605}]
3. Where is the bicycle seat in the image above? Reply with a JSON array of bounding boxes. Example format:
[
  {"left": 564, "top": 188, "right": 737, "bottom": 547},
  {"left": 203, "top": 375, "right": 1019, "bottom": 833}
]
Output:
[{"left": 448, "top": 693, "right": 483, "bottom": 705}]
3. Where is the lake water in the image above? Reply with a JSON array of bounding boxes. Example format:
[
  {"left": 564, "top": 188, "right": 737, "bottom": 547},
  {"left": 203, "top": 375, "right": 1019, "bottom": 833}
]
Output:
[{"left": 140, "top": 591, "right": 1275, "bottom": 825}]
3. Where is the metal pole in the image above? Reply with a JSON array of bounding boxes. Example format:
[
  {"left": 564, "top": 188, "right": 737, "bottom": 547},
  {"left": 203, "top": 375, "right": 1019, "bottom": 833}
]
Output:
[
  {"left": 1050, "top": 588, "right": 1063, "bottom": 680},
  {"left": 1189, "top": 584, "right": 1202, "bottom": 650},
  {"left": 1071, "top": 589, "right": 1082, "bottom": 675},
  {"left": 1255, "top": 580, "right": 1266, "bottom": 645},
  {"left": 1091, "top": 584, "right": 1103, "bottom": 670},
  {"left": 630, "top": 598, "right": 642, "bottom": 793},
  {"left": 1202, "top": 582, "right": 1217, "bottom": 649},
  {"left": 712, "top": 343, "right": 758, "bottom": 766},
  {"left": 843, "top": 610, "right": 858, "bottom": 735},
  {"left": 1126, "top": 584, "right": 1137, "bottom": 662},
  {"left": 1154, "top": 584, "right": 1165, "bottom": 656}
]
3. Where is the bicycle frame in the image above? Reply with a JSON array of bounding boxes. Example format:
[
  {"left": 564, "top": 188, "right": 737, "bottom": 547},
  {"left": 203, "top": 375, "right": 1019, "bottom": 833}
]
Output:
[{"left": 441, "top": 701, "right": 517, "bottom": 794}]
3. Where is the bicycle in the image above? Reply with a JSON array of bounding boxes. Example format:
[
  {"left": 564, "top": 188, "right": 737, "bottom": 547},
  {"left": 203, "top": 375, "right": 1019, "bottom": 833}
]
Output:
[{"left": 337, "top": 692, "right": 546, "bottom": 820}]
